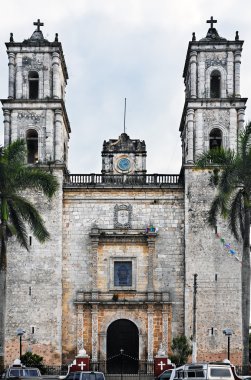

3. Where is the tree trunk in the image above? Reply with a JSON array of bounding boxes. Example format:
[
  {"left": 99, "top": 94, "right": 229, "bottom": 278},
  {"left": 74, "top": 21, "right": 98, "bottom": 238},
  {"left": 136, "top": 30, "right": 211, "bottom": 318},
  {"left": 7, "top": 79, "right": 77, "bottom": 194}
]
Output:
[
  {"left": 0, "top": 234, "right": 7, "bottom": 372},
  {"left": 241, "top": 206, "right": 250, "bottom": 372}
]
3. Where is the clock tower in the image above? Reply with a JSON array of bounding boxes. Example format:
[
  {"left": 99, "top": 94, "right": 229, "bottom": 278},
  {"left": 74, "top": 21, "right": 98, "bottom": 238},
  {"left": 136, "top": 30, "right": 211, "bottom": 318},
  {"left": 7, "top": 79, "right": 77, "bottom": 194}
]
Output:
[{"left": 102, "top": 132, "right": 146, "bottom": 175}]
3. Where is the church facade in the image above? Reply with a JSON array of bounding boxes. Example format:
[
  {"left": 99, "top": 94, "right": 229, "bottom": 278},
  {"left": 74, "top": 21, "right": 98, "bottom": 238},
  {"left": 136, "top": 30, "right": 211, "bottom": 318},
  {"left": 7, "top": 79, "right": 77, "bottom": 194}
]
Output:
[{"left": 1, "top": 19, "right": 246, "bottom": 368}]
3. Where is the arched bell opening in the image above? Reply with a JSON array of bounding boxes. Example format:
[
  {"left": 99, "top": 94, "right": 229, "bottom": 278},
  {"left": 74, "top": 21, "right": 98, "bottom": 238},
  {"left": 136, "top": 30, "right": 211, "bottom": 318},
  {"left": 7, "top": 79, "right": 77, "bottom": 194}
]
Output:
[
  {"left": 209, "top": 128, "right": 222, "bottom": 150},
  {"left": 28, "top": 71, "right": 39, "bottom": 99},
  {"left": 26, "top": 129, "right": 38, "bottom": 163},
  {"left": 210, "top": 70, "right": 221, "bottom": 98}
]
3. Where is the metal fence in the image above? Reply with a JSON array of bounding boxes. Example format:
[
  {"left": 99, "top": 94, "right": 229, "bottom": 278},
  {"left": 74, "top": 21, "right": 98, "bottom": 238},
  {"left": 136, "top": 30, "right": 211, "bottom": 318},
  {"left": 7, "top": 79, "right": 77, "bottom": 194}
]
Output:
[{"left": 39, "top": 360, "right": 154, "bottom": 376}]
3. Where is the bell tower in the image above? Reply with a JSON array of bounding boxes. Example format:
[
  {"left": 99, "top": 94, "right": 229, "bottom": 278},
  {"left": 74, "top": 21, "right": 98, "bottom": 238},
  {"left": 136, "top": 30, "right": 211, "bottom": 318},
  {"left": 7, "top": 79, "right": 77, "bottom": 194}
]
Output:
[
  {"left": 180, "top": 17, "right": 247, "bottom": 164},
  {"left": 181, "top": 18, "right": 247, "bottom": 362},
  {"left": 1, "top": 19, "right": 70, "bottom": 167}
]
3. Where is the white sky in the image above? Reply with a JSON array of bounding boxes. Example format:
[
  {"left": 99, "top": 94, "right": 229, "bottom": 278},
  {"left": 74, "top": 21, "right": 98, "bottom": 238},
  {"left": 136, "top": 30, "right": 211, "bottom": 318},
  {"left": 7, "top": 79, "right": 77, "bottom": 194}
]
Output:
[{"left": 0, "top": 0, "right": 251, "bottom": 174}]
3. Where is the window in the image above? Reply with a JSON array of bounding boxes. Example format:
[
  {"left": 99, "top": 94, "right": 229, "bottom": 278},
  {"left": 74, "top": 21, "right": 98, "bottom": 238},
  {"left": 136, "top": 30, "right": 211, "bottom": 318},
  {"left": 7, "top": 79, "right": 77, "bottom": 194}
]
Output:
[
  {"left": 209, "top": 128, "right": 222, "bottom": 150},
  {"left": 210, "top": 70, "right": 221, "bottom": 98},
  {"left": 210, "top": 369, "right": 231, "bottom": 378},
  {"left": 28, "top": 71, "right": 39, "bottom": 99},
  {"left": 26, "top": 129, "right": 38, "bottom": 163},
  {"left": 114, "top": 261, "right": 132, "bottom": 286},
  {"left": 109, "top": 257, "right": 136, "bottom": 290}
]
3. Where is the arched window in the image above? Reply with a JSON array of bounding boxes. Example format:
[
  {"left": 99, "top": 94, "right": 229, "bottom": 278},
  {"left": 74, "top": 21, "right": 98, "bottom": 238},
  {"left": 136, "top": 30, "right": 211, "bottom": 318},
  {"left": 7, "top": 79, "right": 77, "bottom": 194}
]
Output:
[
  {"left": 210, "top": 70, "right": 221, "bottom": 98},
  {"left": 209, "top": 128, "right": 222, "bottom": 150},
  {"left": 28, "top": 71, "right": 39, "bottom": 99},
  {"left": 26, "top": 129, "right": 38, "bottom": 163}
]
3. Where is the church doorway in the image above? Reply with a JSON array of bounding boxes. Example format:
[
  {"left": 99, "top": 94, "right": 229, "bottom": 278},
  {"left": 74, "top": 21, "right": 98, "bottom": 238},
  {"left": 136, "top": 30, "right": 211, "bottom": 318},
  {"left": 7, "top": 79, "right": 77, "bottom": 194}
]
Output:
[{"left": 107, "top": 319, "right": 139, "bottom": 374}]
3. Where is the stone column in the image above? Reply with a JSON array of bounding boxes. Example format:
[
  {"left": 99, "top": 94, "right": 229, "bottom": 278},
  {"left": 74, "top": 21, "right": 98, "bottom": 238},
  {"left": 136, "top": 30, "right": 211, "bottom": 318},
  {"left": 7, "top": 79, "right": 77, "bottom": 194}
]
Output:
[
  {"left": 15, "top": 56, "right": 22, "bottom": 99},
  {"left": 237, "top": 108, "right": 245, "bottom": 133},
  {"left": 227, "top": 51, "right": 234, "bottom": 97},
  {"left": 90, "top": 228, "right": 100, "bottom": 301},
  {"left": 8, "top": 52, "right": 15, "bottom": 99},
  {"left": 197, "top": 52, "right": 205, "bottom": 98},
  {"left": 186, "top": 109, "right": 194, "bottom": 163},
  {"left": 234, "top": 51, "right": 241, "bottom": 97},
  {"left": 77, "top": 304, "right": 84, "bottom": 352},
  {"left": 190, "top": 51, "right": 197, "bottom": 99},
  {"left": 162, "top": 304, "right": 169, "bottom": 355},
  {"left": 91, "top": 304, "right": 99, "bottom": 361},
  {"left": 52, "top": 52, "right": 61, "bottom": 99},
  {"left": 147, "top": 234, "right": 157, "bottom": 301},
  {"left": 3, "top": 110, "right": 11, "bottom": 147},
  {"left": 147, "top": 305, "right": 154, "bottom": 361},
  {"left": 54, "top": 109, "right": 62, "bottom": 162}
]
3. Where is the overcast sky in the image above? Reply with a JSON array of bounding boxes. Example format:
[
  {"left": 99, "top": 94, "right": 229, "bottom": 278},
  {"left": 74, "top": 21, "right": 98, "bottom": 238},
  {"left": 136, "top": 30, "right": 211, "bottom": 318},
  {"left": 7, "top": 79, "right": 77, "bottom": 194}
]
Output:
[{"left": 0, "top": 0, "right": 251, "bottom": 174}]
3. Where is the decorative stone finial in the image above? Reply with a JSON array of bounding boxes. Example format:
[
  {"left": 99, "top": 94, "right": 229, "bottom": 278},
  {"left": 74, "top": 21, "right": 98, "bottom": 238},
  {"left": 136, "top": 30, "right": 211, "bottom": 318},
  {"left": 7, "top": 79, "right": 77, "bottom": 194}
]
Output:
[
  {"left": 192, "top": 32, "right": 196, "bottom": 41},
  {"left": 235, "top": 31, "right": 239, "bottom": 41},
  {"left": 157, "top": 343, "right": 166, "bottom": 356},
  {"left": 77, "top": 348, "right": 88, "bottom": 357},
  {"left": 55, "top": 33, "right": 58, "bottom": 42},
  {"left": 10, "top": 33, "right": 14, "bottom": 42}
]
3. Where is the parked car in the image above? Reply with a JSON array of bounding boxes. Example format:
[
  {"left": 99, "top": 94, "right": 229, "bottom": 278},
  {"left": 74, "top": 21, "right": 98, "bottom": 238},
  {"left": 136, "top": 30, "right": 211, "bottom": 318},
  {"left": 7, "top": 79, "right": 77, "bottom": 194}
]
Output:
[
  {"left": 172, "top": 362, "right": 235, "bottom": 380},
  {"left": 158, "top": 369, "right": 176, "bottom": 380},
  {"left": 62, "top": 372, "right": 105, "bottom": 380},
  {"left": 1, "top": 366, "right": 42, "bottom": 379}
]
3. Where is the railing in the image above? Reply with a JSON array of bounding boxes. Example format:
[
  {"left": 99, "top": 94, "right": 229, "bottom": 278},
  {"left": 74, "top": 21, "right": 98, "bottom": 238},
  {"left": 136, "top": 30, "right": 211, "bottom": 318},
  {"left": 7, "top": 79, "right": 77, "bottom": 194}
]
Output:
[
  {"left": 64, "top": 174, "right": 182, "bottom": 186},
  {"left": 36, "top": 360, "right": 154, "bottom": 376}
]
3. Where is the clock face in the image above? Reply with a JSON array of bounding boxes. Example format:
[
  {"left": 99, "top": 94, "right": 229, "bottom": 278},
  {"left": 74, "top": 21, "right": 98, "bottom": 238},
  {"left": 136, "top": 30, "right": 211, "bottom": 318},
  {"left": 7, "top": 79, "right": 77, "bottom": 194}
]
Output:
[{"left": 117, "top": 157, "right": 131, "bottom": 171}]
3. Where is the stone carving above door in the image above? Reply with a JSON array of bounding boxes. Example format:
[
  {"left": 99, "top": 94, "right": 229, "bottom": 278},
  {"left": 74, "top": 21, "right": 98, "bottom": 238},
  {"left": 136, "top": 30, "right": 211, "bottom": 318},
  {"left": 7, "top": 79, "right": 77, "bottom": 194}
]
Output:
[{"left": 114, "top": 204, "right": 132, "bottom": 229}]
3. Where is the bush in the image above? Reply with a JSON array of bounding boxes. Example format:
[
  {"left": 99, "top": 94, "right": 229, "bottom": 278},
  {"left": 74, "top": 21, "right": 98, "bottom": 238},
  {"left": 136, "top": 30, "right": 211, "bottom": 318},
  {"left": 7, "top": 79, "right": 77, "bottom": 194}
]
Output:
[
  {"left": 169, "top": 335, "right": 192, "bottom": 366},
  {"left": 20, "top": 352, "right": 45, "bottom": 374}
]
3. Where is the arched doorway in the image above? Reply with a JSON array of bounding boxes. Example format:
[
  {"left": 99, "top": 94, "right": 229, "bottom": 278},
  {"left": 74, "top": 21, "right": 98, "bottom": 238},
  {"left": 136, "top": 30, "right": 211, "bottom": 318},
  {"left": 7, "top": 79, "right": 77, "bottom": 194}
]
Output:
[{"left": 107, "top": 319, "right": 139, "bottom": 374}]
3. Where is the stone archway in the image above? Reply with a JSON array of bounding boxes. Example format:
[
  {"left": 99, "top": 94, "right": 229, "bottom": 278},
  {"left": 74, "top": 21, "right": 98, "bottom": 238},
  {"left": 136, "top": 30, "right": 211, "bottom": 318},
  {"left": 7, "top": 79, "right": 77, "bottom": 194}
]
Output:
[{"left": 107, "top": 319, "right": 139, "bottom": 374}]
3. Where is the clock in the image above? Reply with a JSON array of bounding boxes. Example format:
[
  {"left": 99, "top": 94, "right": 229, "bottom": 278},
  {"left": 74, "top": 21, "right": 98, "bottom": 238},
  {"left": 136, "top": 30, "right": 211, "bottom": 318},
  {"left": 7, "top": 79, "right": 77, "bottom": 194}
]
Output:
[{"left": 117, "top": 157, "right": 131, "bottom": 171}]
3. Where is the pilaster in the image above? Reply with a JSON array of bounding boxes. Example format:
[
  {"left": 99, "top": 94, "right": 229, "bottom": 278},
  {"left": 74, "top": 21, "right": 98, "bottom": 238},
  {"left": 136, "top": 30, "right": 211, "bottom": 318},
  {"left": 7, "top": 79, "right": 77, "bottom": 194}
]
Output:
[
  {"left": 147, "top": 304, "right": 154, "bottom": 361},
  {"left": 91, "top": 304, "right": 99, "bottom": 361},
  {"left": 186, "top": 109, "right": 194, "bottom": 163},
  {"left": 52, "top": 52, "right": 61, "bottom": 99},
  {"left": 54, "top": 109, "right": 63, "bottom": 162},
  {"left": 234, "top": 51, "right": 241, "bottom": 97},
  {"left": 190, "top": 51, "right": 197, "bottom": 99},
  {"left": 8, "top": 53, "right": 15, "bottom": 99},
  {"left": 3, "top": 110, "right": 11, "bottom": 147},
  {"left": 162, "top": 304, "right": 169, "bottom": 355}
]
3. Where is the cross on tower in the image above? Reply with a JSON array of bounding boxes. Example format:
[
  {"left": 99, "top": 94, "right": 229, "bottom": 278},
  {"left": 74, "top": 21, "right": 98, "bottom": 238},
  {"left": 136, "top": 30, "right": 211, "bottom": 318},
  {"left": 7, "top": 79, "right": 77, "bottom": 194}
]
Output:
[
  {"left": 206, "top": 16, "right": 217, "bottom": 29},
  {"left": 33, "top": 19, "right": 44, "bottom": 31}
]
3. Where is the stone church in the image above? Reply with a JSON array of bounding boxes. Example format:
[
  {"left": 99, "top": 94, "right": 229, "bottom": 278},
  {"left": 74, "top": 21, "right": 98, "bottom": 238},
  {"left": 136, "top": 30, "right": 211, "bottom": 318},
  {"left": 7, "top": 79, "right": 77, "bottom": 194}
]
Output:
[{"left": 1, "top": 18, "right": 246, "bottom": 369}]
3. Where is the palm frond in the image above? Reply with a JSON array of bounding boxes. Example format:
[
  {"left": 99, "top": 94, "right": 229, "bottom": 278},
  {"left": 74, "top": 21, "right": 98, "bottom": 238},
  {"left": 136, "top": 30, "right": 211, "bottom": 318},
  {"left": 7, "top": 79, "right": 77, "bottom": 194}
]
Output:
[
  {"left": 8, "top": 195, "right": 50, "bottom": 244},
  {"left": 8, "top": 202, "right": 29, "bottom": 250},
  {"left": 228, "top": 190, "right": 245, "bottom": 241},
  {"left": 2, "top": 139, "right": 27, "bottom": 165},
  {"left": 14, "top": 168, "right": 59, "bottom": 198},
  {"left": 196, "top": 147, "right": 235, "bottom": 168}
]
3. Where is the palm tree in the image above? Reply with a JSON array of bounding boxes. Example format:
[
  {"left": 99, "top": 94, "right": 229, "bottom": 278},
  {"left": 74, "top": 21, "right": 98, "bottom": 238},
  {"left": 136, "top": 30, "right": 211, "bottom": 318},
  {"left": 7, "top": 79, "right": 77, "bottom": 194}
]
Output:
[
  {"left": 196, "top": 122, "right": 251, "bottom": 371},
  {"left": 0, "top": 139, "right": 59, "bottom": 371}
]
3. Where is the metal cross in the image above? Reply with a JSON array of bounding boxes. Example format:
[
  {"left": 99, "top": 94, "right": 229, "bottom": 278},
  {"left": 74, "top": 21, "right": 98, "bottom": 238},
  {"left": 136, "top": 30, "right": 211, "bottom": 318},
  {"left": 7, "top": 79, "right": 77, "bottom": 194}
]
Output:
[
  {"left": 206, "top": 16, "right": 217, "bottom": 29},
  {"left": 78, "top": 361, "right": 86, "bottom": 371},
  {"left": 158, "top": 361, "right": 166, "bottom": 371},
  {"left": 33, "top": 19, "right": 44, "bottom": 31}
]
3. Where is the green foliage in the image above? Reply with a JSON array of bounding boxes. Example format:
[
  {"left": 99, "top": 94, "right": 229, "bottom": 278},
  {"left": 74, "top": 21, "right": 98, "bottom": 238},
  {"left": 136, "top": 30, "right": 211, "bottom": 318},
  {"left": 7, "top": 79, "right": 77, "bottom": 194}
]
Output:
[
  {"left": 196, "top": 122, "right": 251, "bottom": 369},
  {"left": 0, "top": 139, "right": 59, "bottom": 252},
  {"left": 20, "top": 352, "right": 45, "bottom": 374},
  {"left": 169, "top": 335, "right": 192, "bottom": 366}
]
